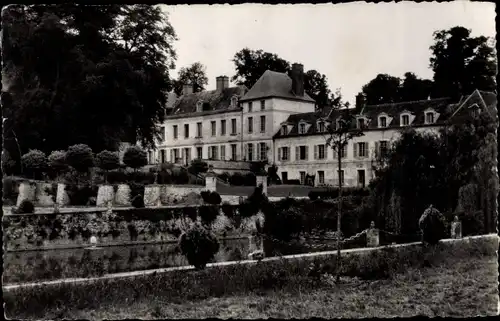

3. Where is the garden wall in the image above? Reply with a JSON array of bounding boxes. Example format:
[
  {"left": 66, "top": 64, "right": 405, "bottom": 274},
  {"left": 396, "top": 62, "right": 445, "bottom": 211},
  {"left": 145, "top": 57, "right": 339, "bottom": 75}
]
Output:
[
  {"left": 204, "top": 160, "right": 251, "bottom": 174},
  {"left": 3, "top": 206, "right": 264, "bottom": 252}
]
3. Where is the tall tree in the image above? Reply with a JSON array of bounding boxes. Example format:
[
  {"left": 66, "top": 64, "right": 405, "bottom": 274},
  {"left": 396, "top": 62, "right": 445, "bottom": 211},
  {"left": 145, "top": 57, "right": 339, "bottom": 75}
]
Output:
[
  {"left": 430, "top": 26, "right": 496, "bottom": 99},
  {"left": 398, "top": 72, "right": 433, "bottom": 102},
  {"left": 231, "top": 48, "right": 291, "bottom": 89},
  {"left": 361, "top": 74, "right": 402, "bottom": 105},
  {"left": 173, "top": 62, "right": 209, "bottom": 96},
  {"left": 304, "top": 69, "right": 331, "bottom": 107},
  {"left": 2, "top": 4, "right": 177, "bottom": 160}
]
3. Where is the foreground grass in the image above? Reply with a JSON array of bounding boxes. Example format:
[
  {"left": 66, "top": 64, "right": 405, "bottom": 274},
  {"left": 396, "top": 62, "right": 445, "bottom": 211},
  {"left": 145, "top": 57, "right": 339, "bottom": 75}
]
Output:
[
  {"left": 48, "top": 256, "right": 499, "bottom": 319},
  {"left": 5, "top": 236, "right": 498, "bottom": 319}
]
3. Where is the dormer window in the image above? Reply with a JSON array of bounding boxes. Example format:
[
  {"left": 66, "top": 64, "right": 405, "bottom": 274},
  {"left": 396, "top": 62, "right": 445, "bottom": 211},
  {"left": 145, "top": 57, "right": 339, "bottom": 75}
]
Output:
[
  {"left": 248, "top": 102, "right": 253, "bottom": 113},
  {"left": 299, "top": 123, "right": 306, "bottom": 134},
  {"left": 196, "top": 100, "right": 203, "bottom": 112},
  {"left": 470, "top": 103, "right": 480, "bottom": 118},
  {"left": 318, "top": 121, "right": 325, "bottom": 132},
  {"left": 379, "top": 116, "right": 387, "bottom": 128},
  {"left": 357, "top": 118, "right": 366, "bottom": 129},
  {"left": 401, "top": 114, "right": 410, "bottom": 126},
  {"left": 425, "top": 112, "right": 435, "bottom": 124},
  {"left": 231, "top": 96, "right": 238, "bottom": 108},
  {"left": 281, "top": 125, "right": 288, "bottom": 135}
]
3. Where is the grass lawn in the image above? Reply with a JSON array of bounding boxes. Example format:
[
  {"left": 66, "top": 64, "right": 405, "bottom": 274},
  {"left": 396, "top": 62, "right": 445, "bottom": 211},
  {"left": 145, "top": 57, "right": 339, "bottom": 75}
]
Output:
[{"left": 22, "top": 254, "right": 498, "bottom": 319}]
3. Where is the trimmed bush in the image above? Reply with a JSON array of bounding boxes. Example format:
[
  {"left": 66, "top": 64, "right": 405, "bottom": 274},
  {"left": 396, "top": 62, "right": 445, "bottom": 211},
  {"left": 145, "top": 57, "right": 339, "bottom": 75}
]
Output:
[
  {"left": 96, "top": 151, "right": 120, "bottom": 182},
  {"left": 188, "top": 159, "right": 209, "bottom": 176},
  {"left": 66, "top": 144, "right": 94, "bottom": 174},
  {"left": 419, "top": 205, "right": 446, "bottom": 245},
  {"left": 123, "top": 146, "right": 147, "bottom": 171},
  {"left": 178, "top": 223, "right": 220, "bottom": 270},
  {"left": 48, "top": 150, "right": 68, "bottom": 178},
  {"left": 16, "top": 200, "right": 35, "bottom": 214},
  {"left": 199, "top": 205, "right": 219, "bottom": 226},
  {"left": 21, "top": 150, "right": 47, "bottom": 179},
  {"left": 201, "top": 191, "right": 222, "bottom": 205}
]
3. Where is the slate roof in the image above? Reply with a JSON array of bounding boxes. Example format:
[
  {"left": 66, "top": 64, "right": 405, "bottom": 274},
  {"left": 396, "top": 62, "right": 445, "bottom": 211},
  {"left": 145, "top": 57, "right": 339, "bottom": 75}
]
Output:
[
  {"left": 240, "top": 70, "right": 315, "bottom": 103},
  {"left": 169, "top": 86, "right": 248, "bottom": 117},
  {"left": 273, "top": 90, "right": 497, "bottom": 140}
]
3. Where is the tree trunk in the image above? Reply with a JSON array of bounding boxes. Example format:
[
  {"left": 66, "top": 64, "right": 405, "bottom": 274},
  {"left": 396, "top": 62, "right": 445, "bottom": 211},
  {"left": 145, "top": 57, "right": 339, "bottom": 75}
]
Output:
[{"left": 336, "top": 144, "right": 343, "bottom": 282}]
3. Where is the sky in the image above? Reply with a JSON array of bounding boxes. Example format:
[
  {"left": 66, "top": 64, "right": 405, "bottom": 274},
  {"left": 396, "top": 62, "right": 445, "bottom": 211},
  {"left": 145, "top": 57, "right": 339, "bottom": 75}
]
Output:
[{"left": 162, "top": 1, "right": 496, "bottom": 106}]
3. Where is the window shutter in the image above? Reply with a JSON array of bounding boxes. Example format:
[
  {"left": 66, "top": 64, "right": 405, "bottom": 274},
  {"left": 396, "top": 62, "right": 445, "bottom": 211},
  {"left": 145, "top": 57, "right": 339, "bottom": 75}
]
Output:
[
  {"left": 278, "top": 148, "right": 282, "bottom": 161},
  {"left": 375, "top": 141, "right": 380, "bottom": 158},
  {"left": 324, "top": 145, "right": 328, "bottom": 159},
  {"left": 365, "top": 142, "right": 369, "bottom": 158},
  {"left": 305, "top": 146, "right": 309, "bottom": 160},
  {"left": 295, "top": 146, "right": 299, "bottom": 161},
  {"left": 353, "top": 143, "right": 358, "bottom": 158},
  {"left": 256, "top": 144, "right": 260, "bottom": 160},
  {"left": 314, "top": 145, "right": 318, "bottom": 160}
]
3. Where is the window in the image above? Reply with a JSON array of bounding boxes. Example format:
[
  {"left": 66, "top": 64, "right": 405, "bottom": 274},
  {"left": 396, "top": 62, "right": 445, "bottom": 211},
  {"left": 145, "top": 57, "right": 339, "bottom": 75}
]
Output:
[
  {"left": 299, "top": 123, "right": 306, "bottom": 134},
  {"left": 260, "top": 115, "right": 266, "bottom": 133},
  {"left": 247, "top": 143, "right": 254, "bottom": 161},
  {"left": 160, "top": 149, "right": 166, "bottom": 163},
  {"left": 231, "top": 144, "right": 237, "bottom": 160},
  {"left": 209, "top": 146, "right": 218, "bottom": 160},
  {"left": 401, "top": 114, "right": 410, "bottom": 126},
  {"left": 379, "top": 141, "right": 388, "bottom": 158},
  {"left": 183, "top": 148, "right": 191, "bottom": 164},
  {"left": 281, "top": 125, "right": 288, "bottom": 135},
  {"left": 196, "top": 101, "right": 203, "bottom": 112},
  {"left": 260, "top": 100, "right": 265, "bottom": 110},
  {"left": 358, "top": 118, "right": 365, "bottom": 129},
  {"left": 159, "top": 127, "right": 165, "bottom": 142},
  {"left": 173, "top": 125, "right": 178, "bottom": 139},
  {"left": 259, "top": 143, "right": 266, "bottom": 161},
  {"left": 280, "top": 147, "right": 289, "bottom": 161},
  {"left": 358, "top": 142, "right": 367, "bottom": 158},
  {"left": 211, "top": 121, "right": 216, "bottom": 136},
  {"left": 220, "top": 145, "right": 226, "bottom": 160},
  {"left": 172, "top": 149, "right": 179, "bottom": 163},
  {"left": 318, "top": 171, "right": 325, "bottom": 185},
  {"left": 231, "top": 119, "right": 237, "bottom": 135},
  {"left": 148, "top": 151, "right": 153, "bottom": 164},
  {"left": 341, "top": 144, "right": 347, "bottom": 158},
  {"left": 300, "top": 171, "right": 306, "bottom": 185},
  {"left": 231, "top": 96, "right": 238, "bottom": 108},
  {"left": 221, "top": 119, "right": 226, "bottom": 136},
  {"left": 196, "top": 122, "right": 202, "bottom": 138},
  {"left": 248, "top": 117, "right": 253, "bottom": 133},
  {"left": 379, "top": 116, "right": 387, "bottom": 128},
  {"left": 337, "top": 170, "right": 344, "bottom": 185},
  {"left": 196, "top": 147, "right": 202, "bottom": 159},
  {"left": 358, "top": 169, "right": 366, "bottom": 188},
  {"left": 296, "top": 146, "right": 308, "bottom": 160},
  {"left": 318, "top": 121, "right": 325, "bottom": 132},
  {"left": 184, "top": 124, "right": 189, "bottom": 139},
  {"left": 316, "top": 144, "right": 326, "bottom": 160},
  {"left": 248, "top": 102, "right": 253, "bottom": 112},
  {"left": 425, "top": 112, "right": 434, "bottom": 124}
]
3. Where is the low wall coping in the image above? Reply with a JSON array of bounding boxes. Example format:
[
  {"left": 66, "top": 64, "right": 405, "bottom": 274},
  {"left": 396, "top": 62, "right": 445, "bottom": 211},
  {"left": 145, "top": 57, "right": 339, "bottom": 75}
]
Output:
[{"left": 3, "top": 234, "right": 496, "bottom": 291}]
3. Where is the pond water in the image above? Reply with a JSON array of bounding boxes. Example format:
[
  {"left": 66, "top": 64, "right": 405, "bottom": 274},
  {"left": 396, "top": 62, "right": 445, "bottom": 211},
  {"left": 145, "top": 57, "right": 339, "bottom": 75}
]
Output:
[{"left": 4, "top": 237, "right": 355, "bottom": 284}]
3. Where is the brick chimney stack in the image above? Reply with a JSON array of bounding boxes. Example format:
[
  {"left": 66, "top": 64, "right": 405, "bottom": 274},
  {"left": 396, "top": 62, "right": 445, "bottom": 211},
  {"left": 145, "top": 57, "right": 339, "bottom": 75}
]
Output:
[
  {"left": 216, "top": 76, "right": 229, "bottom": 91},
  {"left": 291, "top": 63, "right": 305, "bottom": 97},
  {"left": 183, "top": 84, "right": 193, "bottom": 95}
]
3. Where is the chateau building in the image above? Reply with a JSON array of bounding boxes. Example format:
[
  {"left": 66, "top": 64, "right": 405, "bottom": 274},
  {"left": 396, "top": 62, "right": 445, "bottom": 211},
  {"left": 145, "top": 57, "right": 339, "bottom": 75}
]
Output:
[{"left": 147, "top": 64, "right": 496, "bottom": 187}]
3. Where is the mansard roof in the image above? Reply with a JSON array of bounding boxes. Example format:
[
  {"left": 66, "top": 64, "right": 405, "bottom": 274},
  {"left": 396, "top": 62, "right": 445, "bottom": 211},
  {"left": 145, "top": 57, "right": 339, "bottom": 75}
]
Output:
[
  {"left": 168, "top": 86, "right": 248, "bottom": 118},
  {"left": 240, "top": 70, "right": 315, "bottom": 103}
]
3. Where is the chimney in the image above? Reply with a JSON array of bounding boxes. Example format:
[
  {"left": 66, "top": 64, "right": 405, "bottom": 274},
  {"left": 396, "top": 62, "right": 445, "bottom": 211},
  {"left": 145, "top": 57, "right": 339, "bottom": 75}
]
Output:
[
  {"left": 216, "top": 75, "right": 230, "bottom": 91},
  {"left": 291, "top": 63, "right": 304, "bottom": 97},
  {"left": 355, "top": 93, "right": 366, "bottom": 110},
  {"left": 182, "top": 84, "right": 193, "bottom": 95}
]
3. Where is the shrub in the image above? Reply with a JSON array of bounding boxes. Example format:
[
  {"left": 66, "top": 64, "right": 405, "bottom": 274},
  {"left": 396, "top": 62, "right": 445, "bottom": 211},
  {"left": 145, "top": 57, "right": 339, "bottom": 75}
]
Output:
[
  {"left": 188, "top": 159, "right": 209, "bottom": 176},
  {"left": 96, "top": 151, "right": 120, "bottom": 182},
  {"left": 47, "top": 150, "right": 68, "bottom": 177},
  {"left": 444, "top": 210, "right": 484, "bottom": 237},
  {"left": 107, "top": 170, "right": 127, "bottom": 184},
  {"left": 217, "top": 172, "right": 231, "bottom": 183},
  {"left": 131, "top": 195, "right": 145, "bottom": 208},
  {"left": 419, "top": 205, "right": 446, "bottom": 245},
  {"left": 66, "top": 144, "right": 94, "bottom": 174},
  {"left": 199, "top": 205, "right": 219, "bottom": 226},
  {"left": 171, "top": 168, "right": 189, "bottom": 184},
  {"left": 2, "top": 150, "right": 17, "bottom": 176},
  {"left": 221, "top": 202, "right": 234, "bottom": 218},
  {"left": 123, "top": 146, "right": 147, "bottom": 171},
  {"left": 201, "top": 191, "right": 222, "bottom": 205},
  {"left": 229, "top": 172, "right": 245, "bottom": 186},
  {"left": 178, "top": 224, "right": 220, "bottom": 270},
  {"left": 244, "top": 172, "right": 256, "bottom": 186},
  {"left": 16, "top": 200, "right": 35, "bottom": 214},
  {"left": 21, "top": 149, "right": 47, "bottom": 179},
  {"left": 308, "top": 191, "right": 319, "bottom": 201}
]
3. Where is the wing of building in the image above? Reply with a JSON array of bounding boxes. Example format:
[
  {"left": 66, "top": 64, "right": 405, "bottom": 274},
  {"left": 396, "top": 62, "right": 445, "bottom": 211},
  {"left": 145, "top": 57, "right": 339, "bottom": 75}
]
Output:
[{"left": 146, "top": 64, "right": 497, "bottom": 187}]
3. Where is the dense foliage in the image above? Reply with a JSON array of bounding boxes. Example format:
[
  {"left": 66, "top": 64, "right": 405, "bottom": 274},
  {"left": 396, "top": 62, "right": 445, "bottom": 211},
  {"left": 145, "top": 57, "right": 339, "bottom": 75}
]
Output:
[
  {"left": 2, "top": 4, "right": 177, "bottom": 164},
  {"left": 172, "top": 62, "right": 208, "bottom": 95},
  {"left": 178, "top": 224, "right": 220, "bottom": 270},
  {"left": 66, "top": 144, "right": 94, "bottom": 174},
  {"left": 16, "top": 200, "right": 35, "bottom": 214},
  {"left": 21, "top": 150, "right": 47, "bottom": 179},
  {"left": 47, "top": 150, "right": 68, "bottom": 177},
  {"left": 123, "top": 146, "right": 148, "bottom": 170},
  {"left": 419, "top": 205, "right": 446, "bottom": 245}
]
